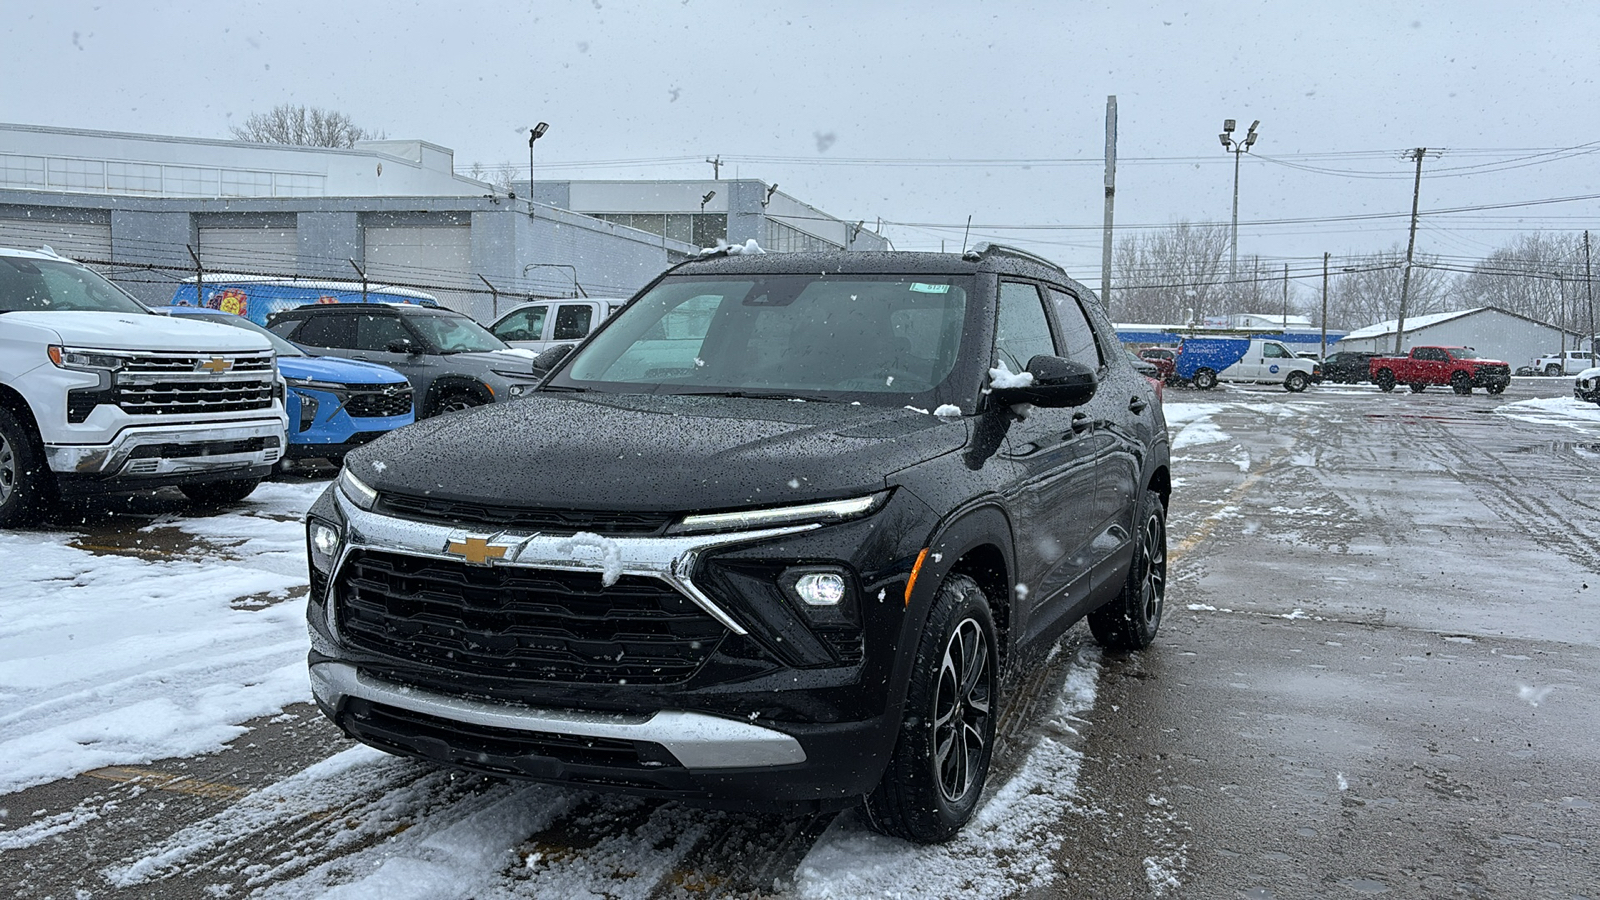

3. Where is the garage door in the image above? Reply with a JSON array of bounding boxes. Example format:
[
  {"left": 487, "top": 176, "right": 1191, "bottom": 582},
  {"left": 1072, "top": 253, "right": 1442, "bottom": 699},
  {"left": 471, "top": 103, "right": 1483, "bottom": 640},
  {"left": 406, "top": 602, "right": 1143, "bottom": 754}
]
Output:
[
  {"left": 363, "top": 225, "right": 483, "bottom": 320},
  {"left": 198, "top": 223, "right": 299, "bottom": 276},
  {"left": 0, "top": 215, "right": 112, "bottom": 262}
]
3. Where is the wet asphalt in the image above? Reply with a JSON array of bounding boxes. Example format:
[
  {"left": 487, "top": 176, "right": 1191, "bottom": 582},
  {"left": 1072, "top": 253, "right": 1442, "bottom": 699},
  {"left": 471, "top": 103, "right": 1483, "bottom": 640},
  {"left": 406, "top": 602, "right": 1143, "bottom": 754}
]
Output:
[{"left": 5, "top": 378, "right": 1599, "bottom": 898}]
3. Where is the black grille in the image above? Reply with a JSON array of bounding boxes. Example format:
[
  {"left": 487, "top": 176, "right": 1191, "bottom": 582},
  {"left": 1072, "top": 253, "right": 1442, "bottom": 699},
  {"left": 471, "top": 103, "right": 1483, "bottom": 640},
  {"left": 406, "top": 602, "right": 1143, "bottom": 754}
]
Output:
[
  {"left": 374, "top": 493, "right": 675, "bottom": 536},
  {"left": 344, "top": 386, "right": 413, "bottom": 419},
  {"left": 114, "top": 379, "right": 275, "bottom": 415},
  {"left": 336, "top": 550, "right": 725, "bottom": 685},
  {"left": 342, "top": 697, "right": 659, "bottom": 770},
  {"left": 126, "top": 436, "right": 278, "bottom": 459}
]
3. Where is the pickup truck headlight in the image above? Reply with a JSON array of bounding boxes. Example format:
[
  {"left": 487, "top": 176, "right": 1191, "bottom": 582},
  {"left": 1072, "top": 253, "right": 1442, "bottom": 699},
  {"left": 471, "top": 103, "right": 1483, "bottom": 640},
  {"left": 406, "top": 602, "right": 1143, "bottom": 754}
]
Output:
[{"left": 48, "top": 346, "right": 131, "bottom": 372}]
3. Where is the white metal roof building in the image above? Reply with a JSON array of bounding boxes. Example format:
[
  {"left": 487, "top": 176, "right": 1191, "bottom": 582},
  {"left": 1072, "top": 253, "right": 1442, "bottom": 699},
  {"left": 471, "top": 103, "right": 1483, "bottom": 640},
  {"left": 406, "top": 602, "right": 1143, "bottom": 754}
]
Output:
[{"left": 1334, "top": 307, "right": 1583, "bottom": 368}]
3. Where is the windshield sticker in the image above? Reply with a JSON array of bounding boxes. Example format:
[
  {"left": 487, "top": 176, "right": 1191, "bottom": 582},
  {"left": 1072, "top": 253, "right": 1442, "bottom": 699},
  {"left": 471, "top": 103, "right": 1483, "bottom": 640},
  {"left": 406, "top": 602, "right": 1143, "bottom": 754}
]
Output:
[{"left": 909, "top": 283, "right": 950, "bottom": 294}]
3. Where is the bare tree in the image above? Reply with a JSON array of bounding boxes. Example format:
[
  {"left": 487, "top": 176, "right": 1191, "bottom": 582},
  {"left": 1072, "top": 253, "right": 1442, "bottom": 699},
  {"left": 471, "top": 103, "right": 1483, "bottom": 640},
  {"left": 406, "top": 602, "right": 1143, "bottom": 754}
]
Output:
[
  {"left": 230, "top": 105, "right": 384, "bottom": 148},
  {"left": 1453, "top": 232, "right": 1586, "bottom": 330},
  {"left": 1111, "top": 221, "right": 1232, "bottom": 324},
  {"left": 1325, "top": 247, "right": 1452, "bottom": 330}
]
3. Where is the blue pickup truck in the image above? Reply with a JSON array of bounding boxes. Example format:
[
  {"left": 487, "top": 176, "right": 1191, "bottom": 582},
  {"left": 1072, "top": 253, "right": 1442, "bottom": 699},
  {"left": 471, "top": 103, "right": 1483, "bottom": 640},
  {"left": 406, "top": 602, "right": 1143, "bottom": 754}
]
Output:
[
  {"left": 157, "top": 307, "right": 415, "bottom": 464},
  {"left": 1174, "top": 336, "right": 1318, "bottom": 392}
]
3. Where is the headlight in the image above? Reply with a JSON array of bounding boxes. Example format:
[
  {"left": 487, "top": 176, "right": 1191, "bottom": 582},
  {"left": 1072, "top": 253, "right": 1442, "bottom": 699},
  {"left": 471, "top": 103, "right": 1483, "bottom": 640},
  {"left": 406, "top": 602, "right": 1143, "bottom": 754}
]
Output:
[
  {"left": 668, "top": 492, "right": 888, "bottom": 535},
  {"left": 337, "top": 467, "right": 378, "bottom": 510},
  {"left": 287, "top": 377, "right": 348, "bottom": 392},
  {"left": 48, "top": 346, "right": 131, "bottom": 372}
]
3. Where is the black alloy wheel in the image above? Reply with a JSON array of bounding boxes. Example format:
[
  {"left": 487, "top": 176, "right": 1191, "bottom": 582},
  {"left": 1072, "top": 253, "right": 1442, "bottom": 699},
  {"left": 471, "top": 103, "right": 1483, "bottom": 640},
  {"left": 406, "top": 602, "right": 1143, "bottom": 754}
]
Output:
[
  {"left": 1375, "top": 369, "right": 1396, "bottom": 392},
  {"left": 431, "top": 389, "right": 486, "bottom": 416},
  {"left": 1451, "top": 371, "right": 1473, "bottom": 395},
  {"left": 1089, "top": 489, "right": 1167, "bottom": 650},
  {"left": 1192, "top": 368, "right": 1218, "bottom": 390},
  {"left": 865, "top": 574, "right": 998, "bottom": 844},
  {"left": 1409, "top": 382, "right": 1427, "bottom": 393},
  {"left": 1546, "top": 363, "right": 1563, "bottom": 377}
]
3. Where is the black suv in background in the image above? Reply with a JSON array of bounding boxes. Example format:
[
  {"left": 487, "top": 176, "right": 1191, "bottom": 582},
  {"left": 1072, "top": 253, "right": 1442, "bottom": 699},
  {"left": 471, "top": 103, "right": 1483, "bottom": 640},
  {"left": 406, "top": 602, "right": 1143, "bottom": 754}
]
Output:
[
  {"left": 303, "top": 245, "right": 1171, "bottom": 843},
  {"left": 267, "top": 303, "right": 542, "bottom": 417},
  {"left": 1318, "top": 350, "right": 1379, "bottom": 384}
]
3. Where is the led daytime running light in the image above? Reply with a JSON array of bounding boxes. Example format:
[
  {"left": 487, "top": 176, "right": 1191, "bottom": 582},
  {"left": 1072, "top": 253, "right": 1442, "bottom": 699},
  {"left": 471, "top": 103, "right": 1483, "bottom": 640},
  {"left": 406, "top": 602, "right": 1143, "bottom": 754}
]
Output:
[{"left": 672, "top": 493, "right": 883, "bottom": 534}]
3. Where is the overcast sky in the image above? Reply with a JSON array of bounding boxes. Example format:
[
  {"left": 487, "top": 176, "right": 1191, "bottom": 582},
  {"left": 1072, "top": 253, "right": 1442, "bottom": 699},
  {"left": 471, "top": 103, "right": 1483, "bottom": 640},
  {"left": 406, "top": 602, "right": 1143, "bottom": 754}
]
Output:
[{"left": 8, "top": 1, "right": 1599, "bottom": 292}]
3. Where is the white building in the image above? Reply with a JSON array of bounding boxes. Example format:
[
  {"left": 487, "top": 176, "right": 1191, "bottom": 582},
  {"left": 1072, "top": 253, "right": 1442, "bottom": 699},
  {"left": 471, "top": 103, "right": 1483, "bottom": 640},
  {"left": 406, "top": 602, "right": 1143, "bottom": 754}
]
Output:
[{"left": 1334, "top": 307, "right": 1582, "bottom": 368}]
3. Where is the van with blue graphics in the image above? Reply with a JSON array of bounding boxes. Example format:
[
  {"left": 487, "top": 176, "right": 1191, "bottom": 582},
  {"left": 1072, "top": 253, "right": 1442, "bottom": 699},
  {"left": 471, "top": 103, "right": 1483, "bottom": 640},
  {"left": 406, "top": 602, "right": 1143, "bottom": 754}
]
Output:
[
  {"left": 1175, "top": 336, "right": 1317, "bottom": 392},
  {"left": 171, "top": 275, "right": 440, "bottom": 328}
]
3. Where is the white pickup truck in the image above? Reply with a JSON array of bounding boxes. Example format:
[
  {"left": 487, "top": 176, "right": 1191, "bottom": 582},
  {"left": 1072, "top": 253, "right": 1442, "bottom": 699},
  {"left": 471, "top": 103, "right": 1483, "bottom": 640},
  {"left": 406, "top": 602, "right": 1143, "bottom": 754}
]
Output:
[
  {"left": 0, "top": 247, "right": 289, "bottom": 526},
  {"left": 1533, "top": 349, "right": 1596, "bottom": 377}
]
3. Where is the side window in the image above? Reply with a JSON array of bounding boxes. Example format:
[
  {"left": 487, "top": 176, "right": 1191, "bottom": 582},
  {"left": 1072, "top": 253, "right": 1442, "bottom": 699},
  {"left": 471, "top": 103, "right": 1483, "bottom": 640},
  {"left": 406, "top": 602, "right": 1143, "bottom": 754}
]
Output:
[
  {"left": 1263, "top": 342, "right": 1289, "bottom": 359},
  {"left": 495, "top": 306, "right": 547, "bottom": 342},
  {"left": 1045, "top": 288, "right": 1104, "bottom": 368},
  {"left": 354, "top": 314, "right": 413, "bottom": 352},
  {"left": 994, "top": 282, "right": 1056, "bottom": 374},
  {"left": 553, "top": 304, "right": 594, "bottom": 340},
  {"left": 290, "top": 314, "right": 355, "bottom": 348}
]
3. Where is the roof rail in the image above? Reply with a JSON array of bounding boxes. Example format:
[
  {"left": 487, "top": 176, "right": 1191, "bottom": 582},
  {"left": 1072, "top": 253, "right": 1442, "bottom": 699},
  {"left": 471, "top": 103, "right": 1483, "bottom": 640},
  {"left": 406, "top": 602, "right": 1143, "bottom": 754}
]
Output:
[{"left": 961, "top": 242, "right": 1061, "bottom": 270}]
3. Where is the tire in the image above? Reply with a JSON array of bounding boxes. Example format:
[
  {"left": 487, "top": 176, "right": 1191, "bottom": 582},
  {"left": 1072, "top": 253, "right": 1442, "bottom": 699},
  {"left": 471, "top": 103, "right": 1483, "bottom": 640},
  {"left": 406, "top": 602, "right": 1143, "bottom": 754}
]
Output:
[
  {"left": 864, "top": 574, "right": 998, "bottom": 844},
  {"left": 1192, "top": 368, "right": 1218, "bottom": 390},
  {"left": 1284, "top": 371, "right": 1310, "bottom": 393},
  {"left": 180, "top": 478, "right": 261, "bottom": 506},
  {"left": 1409, "top": 383, "right": 1427, "bottom": 393},
  {"left": 1374, "top": 369, "right": 1396, "bottom": 392},
  {"left": 1545, "top": 364, "right": 1563, "bottom": 377},
  {"left": 1488, "top": 382, "right": 1508, "bottom": 396},
  {"left": 1089, "top": 489, "right": 1167, "bottom": 651},
  {"left": 429, "top": 389, "right": 485, "bottom": 417},
  {"left": 1451, "top": 371, "right": 1473, "bottom": 395},
  {"left": 0, "top": 406, "right": 53, "bottom": 528}
]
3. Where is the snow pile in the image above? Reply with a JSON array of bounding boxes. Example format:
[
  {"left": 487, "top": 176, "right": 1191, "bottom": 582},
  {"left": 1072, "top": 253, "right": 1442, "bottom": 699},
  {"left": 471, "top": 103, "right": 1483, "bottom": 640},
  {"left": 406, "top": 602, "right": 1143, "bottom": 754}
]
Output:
[
  {"left": 987, "top": 361, "right": 1034, "bottom": 389},
  {"left": 699, "top": 238, "right": 766, "bottom": 256},
  {"left": 933, "top": 404, "right": 962, "bottom": 418},
  {"left": 1496, "top": 395, "right": 1600, "bottom": 428},
  {"left": 0, "top": 481, "right": 323, "bottom": 796}
]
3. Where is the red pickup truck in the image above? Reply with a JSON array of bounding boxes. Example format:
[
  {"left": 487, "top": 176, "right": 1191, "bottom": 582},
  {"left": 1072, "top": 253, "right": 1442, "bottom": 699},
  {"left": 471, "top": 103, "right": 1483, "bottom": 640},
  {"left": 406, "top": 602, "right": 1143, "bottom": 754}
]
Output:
[{"left": 1369, "top": 346, "right": 1512, "bottom": 395}]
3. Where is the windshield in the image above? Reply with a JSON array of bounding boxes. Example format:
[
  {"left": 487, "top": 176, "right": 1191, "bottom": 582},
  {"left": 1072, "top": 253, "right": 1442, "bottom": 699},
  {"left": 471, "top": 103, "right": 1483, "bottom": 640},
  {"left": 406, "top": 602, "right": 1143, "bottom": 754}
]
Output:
[
  {"left": 555, "top": 274, "right": 971, "bottom": 403},
  {"left": 405, "top": 313, "right": 507, "bottom": 353},
  {"left": 171, "top": 310, "right": 305, "bottom": 356},
  {"left": 0, "top": 256, "right": 149, "bottom": 315}
]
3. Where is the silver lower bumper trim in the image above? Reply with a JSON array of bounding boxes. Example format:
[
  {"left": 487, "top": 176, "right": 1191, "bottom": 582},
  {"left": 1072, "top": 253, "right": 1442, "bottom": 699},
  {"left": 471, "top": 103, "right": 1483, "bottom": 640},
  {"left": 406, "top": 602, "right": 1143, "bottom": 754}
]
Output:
[
  {"left": 45, "top": 419, "right": 286, "bottom": 475},
  {"left": 310, "top": 661, "right": 807, "bottom": 770}
]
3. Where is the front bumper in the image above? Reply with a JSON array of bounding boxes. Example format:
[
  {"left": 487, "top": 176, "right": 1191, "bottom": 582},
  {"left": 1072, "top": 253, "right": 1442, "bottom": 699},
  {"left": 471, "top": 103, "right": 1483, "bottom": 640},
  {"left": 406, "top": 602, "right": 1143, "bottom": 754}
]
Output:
[{"left": 44, "top": 418, "right": 285, "bottom": 479}]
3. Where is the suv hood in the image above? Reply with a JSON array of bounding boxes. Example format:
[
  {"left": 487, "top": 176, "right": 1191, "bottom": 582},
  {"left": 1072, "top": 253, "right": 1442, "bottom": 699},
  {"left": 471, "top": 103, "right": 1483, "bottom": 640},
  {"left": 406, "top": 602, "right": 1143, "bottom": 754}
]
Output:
[
  {"left": 347, "top": 393, "right": 968, "bottom": 512},
  {"left": 282, "top": 355, "right": 408, "bottom": 384},
  {"left": 3, "top": 310, "right": 273, "bottom": 353}
]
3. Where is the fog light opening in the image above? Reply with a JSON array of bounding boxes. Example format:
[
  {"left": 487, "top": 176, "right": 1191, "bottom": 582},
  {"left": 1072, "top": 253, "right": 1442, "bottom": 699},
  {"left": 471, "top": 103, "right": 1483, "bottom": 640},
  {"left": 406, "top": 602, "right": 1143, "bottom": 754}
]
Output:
[
  {"left": 795, "top": 572, "right": 846, "bottom": 606},
  {"left": 311, "top": 522, "right": 341, "bottom": 558}
]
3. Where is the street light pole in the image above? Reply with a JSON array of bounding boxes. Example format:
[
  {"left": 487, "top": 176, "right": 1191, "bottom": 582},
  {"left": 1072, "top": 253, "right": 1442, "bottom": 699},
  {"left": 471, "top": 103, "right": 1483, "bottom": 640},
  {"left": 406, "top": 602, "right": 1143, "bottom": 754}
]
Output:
[
  {"left": 1219, "top": 119, "right": 1260, "bottom": 283},
  {"left": 527, "top": 122, "right": 549, "bottom": 209}
]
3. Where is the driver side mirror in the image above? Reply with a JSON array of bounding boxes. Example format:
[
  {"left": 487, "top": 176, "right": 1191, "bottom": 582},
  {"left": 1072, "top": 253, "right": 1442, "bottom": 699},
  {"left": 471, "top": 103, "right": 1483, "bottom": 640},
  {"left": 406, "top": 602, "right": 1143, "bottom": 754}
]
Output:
[
  {"left": 990, "top": 355, "right": 1097, "bottom": 408},
  {"left": 385, "top": 337, "right": 419, "bottom": 356}
]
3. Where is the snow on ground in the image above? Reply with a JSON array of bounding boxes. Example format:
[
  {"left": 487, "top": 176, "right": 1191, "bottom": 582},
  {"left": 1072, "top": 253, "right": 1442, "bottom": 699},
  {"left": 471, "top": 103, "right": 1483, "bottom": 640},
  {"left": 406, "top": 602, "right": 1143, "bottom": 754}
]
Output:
[
  {"left": 1495, "top": 395, "right": 1600, "bottom": 429},
  {"left": 0, "top": 481, "right": 325, "bottom": 802},
  {"left": 1162, "top": 402, "right": 1230, "bottom": 451}
]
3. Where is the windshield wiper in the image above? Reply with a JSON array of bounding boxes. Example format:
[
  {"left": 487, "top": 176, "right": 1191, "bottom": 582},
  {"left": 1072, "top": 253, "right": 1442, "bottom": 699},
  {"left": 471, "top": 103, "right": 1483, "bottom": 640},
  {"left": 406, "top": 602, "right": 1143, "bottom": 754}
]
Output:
[{"left": 676, "top": 390, "right": 836, "bottom": 402}]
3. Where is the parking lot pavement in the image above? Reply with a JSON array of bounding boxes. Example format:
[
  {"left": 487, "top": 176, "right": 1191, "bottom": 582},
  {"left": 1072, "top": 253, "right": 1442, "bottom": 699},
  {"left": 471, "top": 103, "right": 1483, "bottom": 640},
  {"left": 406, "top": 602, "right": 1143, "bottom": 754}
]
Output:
[{"left": 4, "top": 378, "right": 1598, "bottom": 898}]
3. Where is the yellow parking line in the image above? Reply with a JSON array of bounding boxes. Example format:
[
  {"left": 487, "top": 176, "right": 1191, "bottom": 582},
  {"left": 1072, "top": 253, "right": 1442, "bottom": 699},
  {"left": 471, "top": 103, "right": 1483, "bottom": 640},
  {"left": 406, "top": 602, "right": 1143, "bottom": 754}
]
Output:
[
  {"left": 84, "top": 766, "right": 247, "bottom": 800},
  {"left": 1171, "top": 468, "right": 1266, "bottom": 562}
]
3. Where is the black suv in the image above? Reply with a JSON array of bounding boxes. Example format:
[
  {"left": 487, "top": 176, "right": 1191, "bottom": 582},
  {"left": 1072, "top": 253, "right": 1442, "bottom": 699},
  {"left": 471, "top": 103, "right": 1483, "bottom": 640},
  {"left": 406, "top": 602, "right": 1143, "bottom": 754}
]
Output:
[
  {"left": 267, "top": 303, "right": 542, "bottom": 417},
  {"left": 303, "top": 245, "right": 1171, "bottom": 843}
]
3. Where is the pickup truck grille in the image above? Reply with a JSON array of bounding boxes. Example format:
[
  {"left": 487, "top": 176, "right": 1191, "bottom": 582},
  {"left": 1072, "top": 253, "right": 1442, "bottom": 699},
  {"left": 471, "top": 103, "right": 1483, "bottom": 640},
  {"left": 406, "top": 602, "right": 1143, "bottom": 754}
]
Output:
[
  {"left": 335, "top": 550, "right": 725, "bottom": 685},
  {"left": 374, "top": 493, "right": 674, "bottom": 536},
  {"left": 113, "top": 351, "right": 277, "bottom": 416},
  {"left": 343, "top": 384, "right": 414, "bottom": 419}
]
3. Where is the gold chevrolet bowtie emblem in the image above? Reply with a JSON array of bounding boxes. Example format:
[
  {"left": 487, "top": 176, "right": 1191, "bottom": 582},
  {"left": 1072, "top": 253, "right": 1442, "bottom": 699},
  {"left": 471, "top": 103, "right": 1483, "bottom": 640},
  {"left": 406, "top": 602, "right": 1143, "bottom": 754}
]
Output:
[
  {"left": 199, "top": 357, "right": 233, "bottom": 374},
  {"left": 445, "top": 535, "right": 508, "bottom": 566}
]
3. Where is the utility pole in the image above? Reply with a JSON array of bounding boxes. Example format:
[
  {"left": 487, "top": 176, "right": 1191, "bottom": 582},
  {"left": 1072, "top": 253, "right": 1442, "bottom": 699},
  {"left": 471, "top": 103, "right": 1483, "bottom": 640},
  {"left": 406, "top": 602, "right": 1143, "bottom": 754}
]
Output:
[
  {"left": 1281, "top": 263, "right": 1289, "bottom": 331},
  {"left": 1586, "top": 230, "right": 1595, "bottom": 359},
  {"left": 1102, "top": 95, "right": 1118, "bottom": 309},
  {"left": 1394, "top": 147, "right": 1441, "bottom": 354},
  {"left": 186, "top": 245, "right": 203, "bottom": 307},
  {"left": 1321, "top": 252, "right": 1330, "bottom": 359},
  {"left": 705, "top": 156, "right": 722, "bottom": 179}
]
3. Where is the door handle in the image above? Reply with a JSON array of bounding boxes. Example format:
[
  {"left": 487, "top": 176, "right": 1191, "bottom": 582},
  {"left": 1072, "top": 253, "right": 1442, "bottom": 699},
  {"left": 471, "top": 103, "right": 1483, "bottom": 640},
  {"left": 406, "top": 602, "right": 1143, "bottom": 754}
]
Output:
[
  {"left": 1128, "top": 395, "right": 1148, "bottom": 414},
  {"left": 1070, "top": 412, "right": 1091, "bottom": 433}
]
